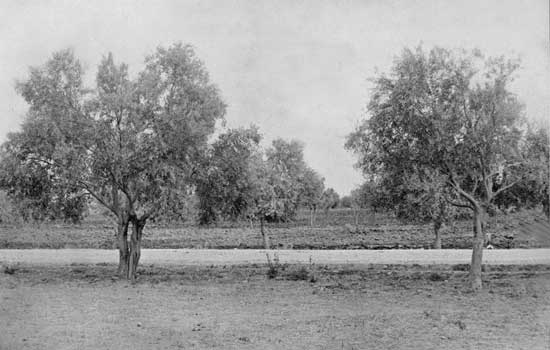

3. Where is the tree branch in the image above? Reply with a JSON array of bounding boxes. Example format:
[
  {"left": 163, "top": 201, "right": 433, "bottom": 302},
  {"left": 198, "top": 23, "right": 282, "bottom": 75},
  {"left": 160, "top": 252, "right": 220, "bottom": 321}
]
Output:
[
  {"left": 478, "top": 154, "right": 491, "bottom": 200},
  {"left": 445, "top": 197, "right": 474, "bottom": 210},
  {"left": 471, "top": 176, "right": 479, "bottom": 195},
  {"left": 446, "top": 173, "right": 479, "bottom": 209},
  {"left": 491, "top": 180, "right": 519, "bottom": 201},
  {"left": 78, "top": 180, "right": 117, "bottom": 215}
]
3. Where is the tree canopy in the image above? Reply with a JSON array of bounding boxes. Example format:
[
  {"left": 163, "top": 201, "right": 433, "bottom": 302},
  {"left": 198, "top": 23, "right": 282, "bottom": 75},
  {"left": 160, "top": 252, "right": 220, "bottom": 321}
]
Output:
[{"left": 195, "top": 126, "right": 263, "bottom": 224}]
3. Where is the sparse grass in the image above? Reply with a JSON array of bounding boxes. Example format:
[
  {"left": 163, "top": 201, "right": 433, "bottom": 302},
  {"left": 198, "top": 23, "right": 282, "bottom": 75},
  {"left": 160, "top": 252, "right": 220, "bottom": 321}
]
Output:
[
  {"left": 266, "top": 265, "right": 279, "bottom": 279},
  {"left": 283, "top": 266, "right": 311, "bottom": 281},
  {"left": 427, "top": 271, "right": 447, "bottom": 282},
  {"left": 451, "top": 264, "right": 469, "bottom": 271},
  {"left": 3, "top": 264, "right": 17, "bottom": 275}
]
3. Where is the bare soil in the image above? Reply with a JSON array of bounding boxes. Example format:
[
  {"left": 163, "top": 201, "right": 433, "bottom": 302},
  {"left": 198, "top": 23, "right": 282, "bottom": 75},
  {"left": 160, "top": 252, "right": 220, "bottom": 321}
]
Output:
[
  {"left": 1, "top": 210, "right": 547, "bottom": 250},
  {"left": 1, "top": 264, "right": 549, "bottom": 349}
]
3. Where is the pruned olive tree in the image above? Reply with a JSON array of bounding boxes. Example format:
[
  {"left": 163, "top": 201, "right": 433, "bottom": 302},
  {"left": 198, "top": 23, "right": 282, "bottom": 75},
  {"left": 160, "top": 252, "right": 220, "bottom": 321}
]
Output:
[
  {"left": 347, "top": 46, "right": 526, "bottom": 291},
  {"left": 3, "top": 44, "right": 225, "bottom": 280}
]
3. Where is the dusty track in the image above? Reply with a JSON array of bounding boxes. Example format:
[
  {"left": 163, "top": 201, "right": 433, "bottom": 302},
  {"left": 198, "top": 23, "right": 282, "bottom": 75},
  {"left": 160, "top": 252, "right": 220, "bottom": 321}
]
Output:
[{"left": 1, "top": 248, "right": 549, "bottom": 266}]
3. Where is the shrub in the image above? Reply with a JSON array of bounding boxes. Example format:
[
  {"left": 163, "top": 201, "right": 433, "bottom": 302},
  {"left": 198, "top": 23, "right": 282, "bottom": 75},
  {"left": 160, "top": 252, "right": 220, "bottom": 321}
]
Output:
[
  {"left": 285, "top": 266, "right": 316, "bottom": 282},
  {"left": 428, "top": 272, "right": 446, "bottom": 281}
]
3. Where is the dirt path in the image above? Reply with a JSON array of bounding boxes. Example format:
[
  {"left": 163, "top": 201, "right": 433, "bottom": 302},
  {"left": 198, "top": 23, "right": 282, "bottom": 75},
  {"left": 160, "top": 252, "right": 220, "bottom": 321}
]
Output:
[{"left": 1, "top": 248, "right": 549, "bottom": 266}]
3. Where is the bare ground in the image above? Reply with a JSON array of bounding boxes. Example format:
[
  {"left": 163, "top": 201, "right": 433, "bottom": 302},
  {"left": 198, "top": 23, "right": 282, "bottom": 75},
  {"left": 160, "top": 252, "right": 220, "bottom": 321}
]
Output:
[
  {"left": 1, "top": 264, "right": 549, "bottom": 350},
  {"left": 1, "top": 209, "right": 547, "bottom": 250}
]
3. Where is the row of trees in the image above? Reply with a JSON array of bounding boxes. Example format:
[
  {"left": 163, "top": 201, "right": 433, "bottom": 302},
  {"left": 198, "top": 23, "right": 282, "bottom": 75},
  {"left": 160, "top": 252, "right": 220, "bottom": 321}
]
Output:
[
  {"left": 0, "top": 44, "right": 339, "bottom": 279},
  {"left": 191, "top": 126, "right": 345, "bottom": 257},
  {"left": 2, "top": 43, "right": 547, "bottom": 291},
  {"left": 195, "top": 128, "right": 340, "bottom": 227},
  {"left": 346, "top": 46, "right": 549, "bottom": 291}
]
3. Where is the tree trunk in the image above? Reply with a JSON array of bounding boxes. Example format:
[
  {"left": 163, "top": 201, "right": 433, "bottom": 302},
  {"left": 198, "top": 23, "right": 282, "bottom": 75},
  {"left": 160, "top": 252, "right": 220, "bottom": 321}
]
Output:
[
  {"left": 482, "top": 207, "right": 491, "bottom": 245},
  {"left": 432, "top": 220, "right": 442, "bottom": 249},
  {"left": 260, "top": 217, "right": 270, "bottom": 250},
  {"left": 260, "top": 217, "right": 273, "bottom": 267},
  {"left": 128, "top": 219, "right": 145, "bottom": 282},
  {"left": 117, "top": 218, "right": 130, "bottom": 278},
  {"left": 470, "top": 206, "right": 484, "bottom": 291},
  {"left": 324, "top": 207, "right": 330, "bottom": 226},
  {"left": 314, "top": 208, "right": 317, "bottom": 226}
]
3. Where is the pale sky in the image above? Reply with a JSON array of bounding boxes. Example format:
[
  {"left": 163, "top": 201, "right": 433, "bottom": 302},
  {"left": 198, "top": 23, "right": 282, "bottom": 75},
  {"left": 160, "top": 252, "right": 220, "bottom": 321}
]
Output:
[{"left": 0, "top": 0, "right": 548, "bottom": 195}]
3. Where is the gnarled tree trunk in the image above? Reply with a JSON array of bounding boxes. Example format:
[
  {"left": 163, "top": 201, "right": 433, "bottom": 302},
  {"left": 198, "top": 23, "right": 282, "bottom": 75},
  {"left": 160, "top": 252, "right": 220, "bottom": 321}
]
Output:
[
  {"left": 432, "top": 220, "right": 442, "bottom": 249},
  {"left": 117, "top": 216, "right": 130, "bottom": 278},
  {"left": 129, "top": 218, "right": 145, "bottom": 282},
  {"left": 470, "top": 205, "right": 484, "bottom": 291}
]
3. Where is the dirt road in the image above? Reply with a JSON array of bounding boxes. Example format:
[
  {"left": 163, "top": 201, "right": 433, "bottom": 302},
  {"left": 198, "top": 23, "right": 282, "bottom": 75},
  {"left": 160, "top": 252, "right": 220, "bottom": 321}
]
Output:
[{"left": 1, "top": 248, "right": 549, "bottom": 266}]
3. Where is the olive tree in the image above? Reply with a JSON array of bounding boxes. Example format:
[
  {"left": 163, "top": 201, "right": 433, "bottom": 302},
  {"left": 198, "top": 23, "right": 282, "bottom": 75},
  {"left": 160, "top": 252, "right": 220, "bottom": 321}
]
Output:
[
  {"left": 347, "top": 46, "right": 526, "bottom": 291},
  {"left": 265, "top": 139, "right": 308, "bottom": 222},
  {"left": 195, "top": 126, "right": 262, "bottom": 225},
  {"left": 3, "top": 44, "right": 225, "bottom": 280}
]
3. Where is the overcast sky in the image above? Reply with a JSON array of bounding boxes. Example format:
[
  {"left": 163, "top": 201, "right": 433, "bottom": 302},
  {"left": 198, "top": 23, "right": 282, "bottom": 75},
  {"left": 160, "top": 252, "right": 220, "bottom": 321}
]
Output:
[{"left": 0, "top": 0, "right": 548, "bottom": 195}]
